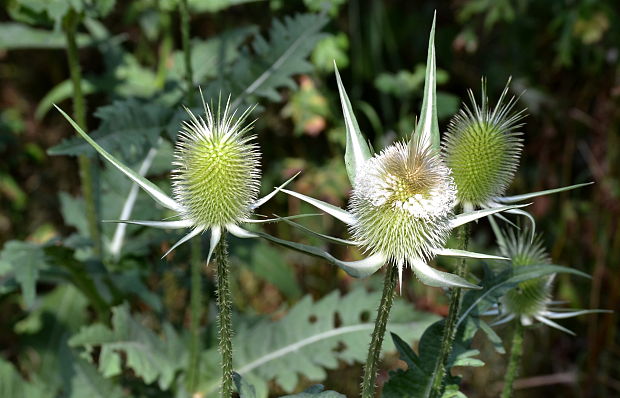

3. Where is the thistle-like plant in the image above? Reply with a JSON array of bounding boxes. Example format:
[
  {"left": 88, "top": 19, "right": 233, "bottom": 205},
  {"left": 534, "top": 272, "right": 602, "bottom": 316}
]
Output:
[
  {"left": 488, "top": 223, "right": 608, "bottom": 334},
  {"left": 443, "top": 80, "right": 592, "bottom": 234},
  {"left": 54, "top": 94, "right": 301, "bottom": 398},
  {"left": 265, "top": 17, "right": 529, "bottom": 398},
  {"left": 485, "top": 221, "right": 610, "bottom": 398}
]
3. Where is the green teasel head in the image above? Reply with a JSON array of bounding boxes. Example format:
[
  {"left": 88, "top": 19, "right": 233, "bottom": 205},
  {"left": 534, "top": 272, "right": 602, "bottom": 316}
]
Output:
[
  {"left": 443, "top": 79, "right": 526, "bottom": 207},
  {"left": 348, "top": 136, "right": 457, "bottom": 271},
  {"left": 172, "top": 97, "right": 261, "bottom": 229},
  {"left": 501, "top": 228, "right": 553, "bottom": 317}
]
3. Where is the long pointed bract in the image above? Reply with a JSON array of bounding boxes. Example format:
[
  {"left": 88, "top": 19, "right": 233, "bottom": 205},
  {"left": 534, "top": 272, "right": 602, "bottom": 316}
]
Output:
[
  {"left": 334, "top": 63, "right": 371, "bottom": 185},
  {"left": 412, "top": 12, "right": 439, "bottom": 151},
  {"left": 55, "top": 105, "right": 181, "bottom": 212},
  {"left": 280, "top": 188, "right": 357, "bottom": 225},
  {"left": 409, "top": 258, "right": 480, "bottom": 289}
]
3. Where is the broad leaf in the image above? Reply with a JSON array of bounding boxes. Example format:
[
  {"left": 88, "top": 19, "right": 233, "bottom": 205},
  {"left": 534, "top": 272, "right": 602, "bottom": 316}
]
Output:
[
  {"left": 0, "top": 358, "right": 51, "bottom": 398},
  {"left": 69, "top": 304, "right": 185, "bottom": 390},
  {"left": 199, "top": 287, "right": 438, "bottom": 397},
  {"left": 0, "top": 240, "right": 48, "bottom": 308}
]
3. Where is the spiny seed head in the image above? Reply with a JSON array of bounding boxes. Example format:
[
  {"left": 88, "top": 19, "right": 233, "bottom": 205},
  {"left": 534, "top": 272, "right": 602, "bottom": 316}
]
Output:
[
  {"left": 500, "top": 229, "right": 552, "bottom": 317},
  {"left": 443, "top": 79, "right": 526, "bottom": 206},
  {"left": 349, "top": 139, "right": 457, "bottom": 265},
  {"left": 172, "top": 97, "right": 261, "bottom": 228}
]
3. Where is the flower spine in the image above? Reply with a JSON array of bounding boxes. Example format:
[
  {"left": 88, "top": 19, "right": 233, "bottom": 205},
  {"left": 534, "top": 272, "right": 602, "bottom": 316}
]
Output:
[
  {"left": 443, "top": 79, "right": 526, "bottom": 207},
  {"left": 349, "top": 137, "right": 457, "bottom": 287},
  {"left": 172, "top": 98, "right": 261, "bottom": 229}
]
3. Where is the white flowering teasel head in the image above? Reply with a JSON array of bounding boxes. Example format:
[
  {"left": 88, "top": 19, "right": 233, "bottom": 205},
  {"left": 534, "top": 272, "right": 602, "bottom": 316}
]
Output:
[
  {"left": 274, "top": 54, "right": 532, "bottom": 290},
  {"left": 349, "top": 138, "right": 457, "bottom": 284},
  {"left": 54, "top": 92, "right": 302, "bottom": 264},
  {"left": 172, "top": 101, "right": 261, "bottom": 229}
]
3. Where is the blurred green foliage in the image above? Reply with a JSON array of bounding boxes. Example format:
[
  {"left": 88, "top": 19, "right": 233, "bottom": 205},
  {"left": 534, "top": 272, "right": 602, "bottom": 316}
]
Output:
[{"left": 0, "top": 0, "right": 618, "bottom": 397}]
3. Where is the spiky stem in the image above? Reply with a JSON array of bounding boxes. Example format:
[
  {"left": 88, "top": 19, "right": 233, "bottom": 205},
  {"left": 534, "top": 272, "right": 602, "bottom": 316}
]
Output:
[
  {"left": 216, "top": 236, "right": 233, "bottom": 397},
  {"left": 501, "top": 321, "right": 524, "bottom": 398},
  {"left": 429, "top": 221, "right": 470, "bottom": 398},
  {"left": 186, "top": 238, "right": 203, "bottom": 394},
  {"left": 361, "top": 263, "right": 397, "bottom": 398},
  {"left": 64, "top": 10, "right": 101, "bottom": 257},
  {"left": 179, "top": 0, "right": 194, "bottom": 105}
]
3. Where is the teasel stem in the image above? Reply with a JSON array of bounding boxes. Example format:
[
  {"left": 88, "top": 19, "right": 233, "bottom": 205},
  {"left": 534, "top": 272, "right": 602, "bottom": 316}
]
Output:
[
  {"left": 429, "top": 219, "right": 470, "bottom": 398},
  {"left": 501, "top": 321, "right": 524, "bottom": 398},
  {"left": 361, "top": 262, "right": 397, "bottom": 398},
  {"left": 186, "top": 238, "right": 203, "bottom": 394},
  {"left": 179, "top": 0, "right": 194, "bottom": 105},
  {"left": 215, "top": 236, "right": 234, "bottom": 397},
  {"left": 64, "top": 10, "right": 101, "bottom": 258}
]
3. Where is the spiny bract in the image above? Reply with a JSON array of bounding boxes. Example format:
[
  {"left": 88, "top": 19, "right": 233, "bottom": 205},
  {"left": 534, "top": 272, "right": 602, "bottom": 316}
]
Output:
[
  {"left": 501, "top": 229, "right": 552, "bottom": 317},
  {"left": 349, "top": 138, "right": 457, "bottom": 267},
  {"left": 172, "top": 99, "right": 261, "bottom": 228},
  {"left": 443, "top": 80, "right": 525, "bottom": 206}
]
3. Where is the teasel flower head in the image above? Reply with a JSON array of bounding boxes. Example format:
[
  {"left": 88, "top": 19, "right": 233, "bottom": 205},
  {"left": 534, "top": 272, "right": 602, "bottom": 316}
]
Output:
[
  {"left": 500, "top": 228, "right": 553, "bottom": 318},
  {"left": 443, "top": 79, "right": 526, "bottom": 208},
  {"left": 276, "top": 55, "right": 531, "bottom": 291},
  {"left": 349, "top": 137, "right": 457, "bottom": 284},
  {"left": 486, "top": 222, "right": 610, "bottom": 335},
  {"left": 55, "top": 92, "right": 301, "bottom": 264},
  {"left": 172, "top": 100, "right": 261, "bottom": 229}
]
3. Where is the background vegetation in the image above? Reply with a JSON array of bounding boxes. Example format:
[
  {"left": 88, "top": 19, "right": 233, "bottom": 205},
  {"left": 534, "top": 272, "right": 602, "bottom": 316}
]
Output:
[{"left": 0, "top": 0, "right": 618, "bottom": 397}]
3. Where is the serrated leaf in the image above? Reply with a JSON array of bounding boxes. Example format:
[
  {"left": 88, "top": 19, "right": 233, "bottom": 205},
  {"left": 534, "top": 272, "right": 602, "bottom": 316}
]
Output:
[
  {"left": 0, "top": 358, "right": 52, "bottom": 398},
  {"left": 0, "top": 240, "right": 48, "bottom": 308},
  {"left": 69, "top": 303, "right": 185, "bottom": 390},
  {"left": 199, "top": 287, "right": 438, "bottom": 396},
  {"left": 224, "top": 13, "right": 328, "bottom": 106},
  {"left": 59, "top": 345, "right": 126, "bottom": 398},
  {"left": 49, "top": 99, "right": 172, "bottom": 163}
]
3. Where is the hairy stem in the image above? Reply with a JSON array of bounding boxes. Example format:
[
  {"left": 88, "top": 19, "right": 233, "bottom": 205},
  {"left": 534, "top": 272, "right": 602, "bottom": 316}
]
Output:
[
  {"left": 501, "top": 321, "right": 524, "bottom": 398},
  {"left": 64, "top": 10, "right": 101, "bottom": 257},
  {"left": 186, "top": 238, "right": 203, "bottom": 394},
  {"left": 361, "top": 263, "right": 397, "bottom": 398},
  {"left": 429, "top": 222, "right": 470, "bottom": 397},
  {"left": 179, "top": 0, "right": 194, "bottom": 105},
  {"left": 216, "top": 236, "right": 233, "bottom": 397}
]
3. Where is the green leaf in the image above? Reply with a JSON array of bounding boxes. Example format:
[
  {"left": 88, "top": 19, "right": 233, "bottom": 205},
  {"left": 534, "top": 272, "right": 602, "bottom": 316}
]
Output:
[
  {"left": 0, "top": 358, "right": 52, "bottom": 398},
  {"left": 334, "top": 64, "right": 372, "bottom": 185},
  {"left": 232, "top": 241, "right": 302, "bottom": 299},
  {"left": 412, "top": 13, "right": 439, "bottom": 151},
  {"left": 188, "top": 0, "right": 260, "bottom": 13},
  {"left": 0, "top": 22, "right": 92, "bottom": 50},
  {"left": 49, "top": 99, "right": 172, "bottom": 163},
  {"left": 35, "top": 78, "right": 97, "bottom": 119},
  {"left": 69, "top": 303, "right": 185, "bottom": 390},
  {"left": 199, "top": 287, "right": 438, "bottom": 396},
  {"left": 281, "top": 384, "right": 347, "bottom": 397},
  {"left": 53, "top": 105, "right": 180, "bottom": 211},
  {"left": 234, "top": 372, "right": 257, "bottom": 398},
  {"left": 0, "top": 240, "right": 48, "bottom": 308},
  {"left": 224, "top": 13, "right": 328, "bottom": 106},
  {"left": 59, "top": 345, "right": 126, "bottom": 398}
]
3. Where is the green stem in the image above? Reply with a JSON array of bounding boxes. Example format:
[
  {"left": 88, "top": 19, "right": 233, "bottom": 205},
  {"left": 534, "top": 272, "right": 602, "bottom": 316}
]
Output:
[
  {"left": 64, "top": 10, "right": 101, "bottom": 258},
  {"left": 215, "top": 236, "right": 233, "bottom": 398},
  {"left": 361, "top": 263, "right": 397, "bottom": 398},
  {"left": 429, "top": 222, "right": 470, "bottom": 398},
  {"left": 501, "top": 321, "right": 524, "bottom": 398},
  {"left": 186, "top": 238, "right": 203, "bottom": 394},
  {"left": 179, "top": 0, "right": 194, "bottom": 105}
]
